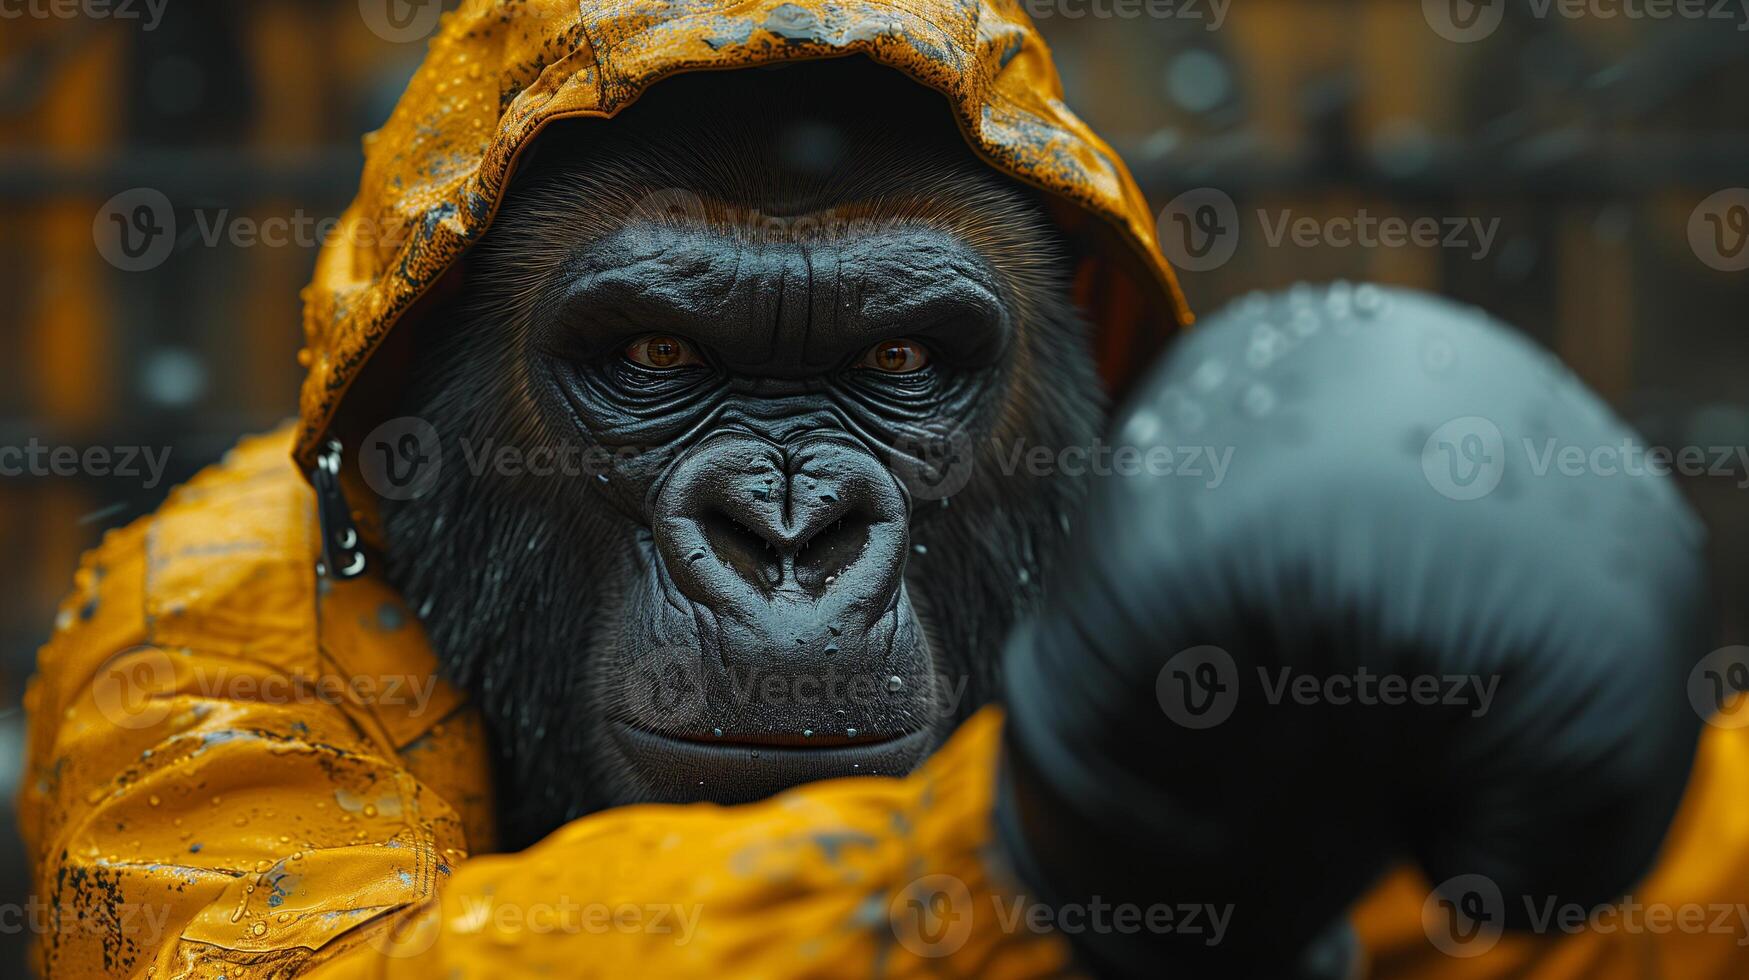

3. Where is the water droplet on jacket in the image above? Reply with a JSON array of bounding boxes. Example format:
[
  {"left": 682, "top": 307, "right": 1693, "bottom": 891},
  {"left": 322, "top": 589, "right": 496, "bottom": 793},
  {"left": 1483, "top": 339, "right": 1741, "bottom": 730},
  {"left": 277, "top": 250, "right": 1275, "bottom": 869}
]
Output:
[
  {"left": 148, "top": 795, "right": 160, "bottom": 807},
  {"left": 251, "top": 922, "right": 267, "bottom": 937},
  {"left": 363, "top": 804, "right": 379, "bottom": 818}
]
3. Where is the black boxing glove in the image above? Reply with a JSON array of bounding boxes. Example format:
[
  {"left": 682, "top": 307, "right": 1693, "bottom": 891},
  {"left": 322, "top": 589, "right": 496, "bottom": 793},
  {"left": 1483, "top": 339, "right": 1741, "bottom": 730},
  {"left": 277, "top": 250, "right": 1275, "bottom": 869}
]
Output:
[{"left": 996, "top": 284, "right": 1713, "bottom": 978}]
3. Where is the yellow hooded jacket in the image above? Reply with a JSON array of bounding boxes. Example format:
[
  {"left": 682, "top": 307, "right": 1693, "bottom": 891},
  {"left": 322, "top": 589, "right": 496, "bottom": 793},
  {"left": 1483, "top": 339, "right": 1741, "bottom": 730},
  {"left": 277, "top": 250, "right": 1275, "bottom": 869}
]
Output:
[{"left": 19, "top": 1, "right": 1749, "bottom": 977}]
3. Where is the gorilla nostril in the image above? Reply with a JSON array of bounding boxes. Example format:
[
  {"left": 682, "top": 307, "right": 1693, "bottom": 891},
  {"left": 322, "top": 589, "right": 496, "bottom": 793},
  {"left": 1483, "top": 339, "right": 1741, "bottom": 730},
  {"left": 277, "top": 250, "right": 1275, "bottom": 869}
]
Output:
[
  {"left": 699, "top": 509, "right": 782, "bottom": 588},
  {"left": 794, "top": 513, "right": 873, "bottom": 594}
]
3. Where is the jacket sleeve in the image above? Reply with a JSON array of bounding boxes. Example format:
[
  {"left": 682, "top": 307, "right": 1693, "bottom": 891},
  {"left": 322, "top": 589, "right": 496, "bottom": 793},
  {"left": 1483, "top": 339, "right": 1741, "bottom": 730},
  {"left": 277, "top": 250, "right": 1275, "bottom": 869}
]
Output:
[
  {"left": 18, "top": 436, "right": 484, "bottom": 979},
  {"left": 298, "top": 707, "right": 1072, "bottom": 979}
]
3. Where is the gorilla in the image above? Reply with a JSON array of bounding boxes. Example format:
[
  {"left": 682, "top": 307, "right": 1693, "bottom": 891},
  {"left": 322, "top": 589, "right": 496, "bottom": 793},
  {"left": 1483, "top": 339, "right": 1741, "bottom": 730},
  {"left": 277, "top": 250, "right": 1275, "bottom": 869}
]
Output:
[{"left": 378, "top": 61, "right": 1104, "bottom": 846}]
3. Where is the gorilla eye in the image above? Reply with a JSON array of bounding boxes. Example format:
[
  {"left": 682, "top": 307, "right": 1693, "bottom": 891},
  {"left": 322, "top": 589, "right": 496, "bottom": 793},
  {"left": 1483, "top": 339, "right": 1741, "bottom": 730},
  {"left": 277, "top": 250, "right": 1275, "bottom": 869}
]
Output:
[
  {"left": 858, "top": 339, "right": 930, "bottom": 374},
  {"left": 624, "top": 335, "right": 701, "bottom": 369}
]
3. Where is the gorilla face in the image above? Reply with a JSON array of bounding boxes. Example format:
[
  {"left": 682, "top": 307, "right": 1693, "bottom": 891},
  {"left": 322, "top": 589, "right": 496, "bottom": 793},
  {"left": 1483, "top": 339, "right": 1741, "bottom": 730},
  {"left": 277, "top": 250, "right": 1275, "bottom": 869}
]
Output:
[{"left": 380, "top": 62, "right": 1104, "bottom": 846}]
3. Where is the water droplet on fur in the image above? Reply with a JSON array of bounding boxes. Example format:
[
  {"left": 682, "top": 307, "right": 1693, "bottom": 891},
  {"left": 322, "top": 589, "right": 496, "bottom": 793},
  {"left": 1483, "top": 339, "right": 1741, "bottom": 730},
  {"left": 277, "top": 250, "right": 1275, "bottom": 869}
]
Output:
[
  {"left": 802, "top": 729, "right": 814, "bottom": 738},
  {"left": 886, "top": 676, "right": 904, "bottom": 693},
  {"left": 913, "top": 544, "right": 927, "bottom": 555},
  {"left": 824, "top": 643, "right": 839, "bottom": 655},
  {"left": 597, "top": 473, "right": 610, "bottom": 483},
  {"left": 712, "top": 727, "right": 723, "bottom": 738},
  {"left": 846, "top": 728, "right": 858, "bottom": 738}
]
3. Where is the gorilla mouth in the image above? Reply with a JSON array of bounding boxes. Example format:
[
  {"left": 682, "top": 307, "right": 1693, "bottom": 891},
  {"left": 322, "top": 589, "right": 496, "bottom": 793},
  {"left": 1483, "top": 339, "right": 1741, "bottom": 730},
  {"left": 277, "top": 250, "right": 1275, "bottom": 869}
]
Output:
[
  {"left": 656, "top": 728, "right": 907, "bottom": 748},
  {"left": 611, "top": 723, "right": 940, "bottom": 804}
]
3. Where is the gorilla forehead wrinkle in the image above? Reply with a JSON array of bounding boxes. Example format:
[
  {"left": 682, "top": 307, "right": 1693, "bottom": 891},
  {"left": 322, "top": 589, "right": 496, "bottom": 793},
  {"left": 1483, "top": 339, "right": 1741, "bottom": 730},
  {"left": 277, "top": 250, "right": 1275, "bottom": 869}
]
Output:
[
  {"left": 557, "top": 222, "right": 1012, "bottom": 377},
  {"left": 380, "top": 61, "right": 1104, "bottom": 847}
]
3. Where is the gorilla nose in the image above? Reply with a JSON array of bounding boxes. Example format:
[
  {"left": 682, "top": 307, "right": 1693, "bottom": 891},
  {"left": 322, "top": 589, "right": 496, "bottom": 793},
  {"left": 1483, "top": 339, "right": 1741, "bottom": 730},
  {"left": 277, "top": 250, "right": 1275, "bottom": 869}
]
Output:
[
  {"left": 697, "top": 501, "right": 874, "bottom": 593},
  {"left": 654, "top": 433, "right": 910, "bottom": 615}
]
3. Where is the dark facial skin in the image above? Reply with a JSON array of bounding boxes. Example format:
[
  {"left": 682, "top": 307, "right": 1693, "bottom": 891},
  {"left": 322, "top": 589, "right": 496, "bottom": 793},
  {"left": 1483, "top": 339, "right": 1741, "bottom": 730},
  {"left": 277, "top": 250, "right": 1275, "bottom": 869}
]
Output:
[{"left": 381, "top": 62, "right": 1105, "bottom": 848}]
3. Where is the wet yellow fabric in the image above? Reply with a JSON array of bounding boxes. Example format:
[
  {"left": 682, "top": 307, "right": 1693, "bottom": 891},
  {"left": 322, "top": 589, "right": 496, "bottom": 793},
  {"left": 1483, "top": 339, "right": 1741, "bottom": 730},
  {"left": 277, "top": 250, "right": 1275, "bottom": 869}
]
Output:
[{"left": 19, "top": 0, "right": 1749, "bottom": 976}]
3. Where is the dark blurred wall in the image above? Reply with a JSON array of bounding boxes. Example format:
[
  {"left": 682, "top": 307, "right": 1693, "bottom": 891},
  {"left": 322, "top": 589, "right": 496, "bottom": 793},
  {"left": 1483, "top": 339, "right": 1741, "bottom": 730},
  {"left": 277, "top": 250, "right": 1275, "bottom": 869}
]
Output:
[{"left": 1, "top": 0, "right": 1745, "bottom": 973}]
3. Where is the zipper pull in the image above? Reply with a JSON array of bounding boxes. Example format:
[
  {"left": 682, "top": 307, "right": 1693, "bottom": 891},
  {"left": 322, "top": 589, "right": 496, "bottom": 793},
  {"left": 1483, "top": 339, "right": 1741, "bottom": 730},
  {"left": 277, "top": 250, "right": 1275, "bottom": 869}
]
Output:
[{"left": 313, "top": 438, "right": 367, "bottom": 579}]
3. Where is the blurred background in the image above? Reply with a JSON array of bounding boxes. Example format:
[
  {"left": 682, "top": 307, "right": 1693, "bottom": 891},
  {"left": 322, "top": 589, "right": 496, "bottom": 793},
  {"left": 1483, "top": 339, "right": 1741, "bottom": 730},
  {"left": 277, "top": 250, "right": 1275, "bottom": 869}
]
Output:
[{"left": 0, "top": 0, "right": 1744, "bottom": 971}]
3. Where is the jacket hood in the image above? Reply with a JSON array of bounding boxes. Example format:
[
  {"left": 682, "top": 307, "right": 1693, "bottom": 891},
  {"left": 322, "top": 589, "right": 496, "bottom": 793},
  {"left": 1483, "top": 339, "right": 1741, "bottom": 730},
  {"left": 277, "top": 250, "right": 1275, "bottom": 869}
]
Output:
[{"left": 294, "top": 0, "right": 1191, "bottom": 472}]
